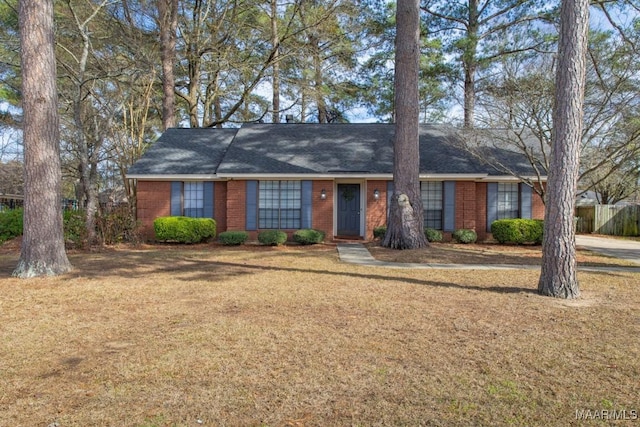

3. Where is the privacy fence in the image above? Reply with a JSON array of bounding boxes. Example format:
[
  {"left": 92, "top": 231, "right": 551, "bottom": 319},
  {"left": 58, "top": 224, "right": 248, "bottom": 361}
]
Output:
[{"left": 575, "top": 205, "right": 640, "bottom": 236}]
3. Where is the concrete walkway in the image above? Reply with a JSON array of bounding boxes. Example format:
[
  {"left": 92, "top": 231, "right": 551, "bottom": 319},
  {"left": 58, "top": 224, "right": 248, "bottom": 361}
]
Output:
[
  {"left": 576, "top": 235, "right": 640, "bottom": 265},
  {"left": 337, "top": 236, "right": 640, "bottom": 273}
]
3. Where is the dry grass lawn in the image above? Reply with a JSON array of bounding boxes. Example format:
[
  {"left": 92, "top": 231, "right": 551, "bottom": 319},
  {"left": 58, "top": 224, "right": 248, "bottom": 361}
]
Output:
[{"left": 0, "top": 241, "right": 639, "bottom": 426}]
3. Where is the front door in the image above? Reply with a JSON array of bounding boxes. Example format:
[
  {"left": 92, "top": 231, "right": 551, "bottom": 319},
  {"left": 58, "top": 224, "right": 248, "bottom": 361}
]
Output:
[{"left": 337, "top": 184, "right": 361, "bottom": 236}]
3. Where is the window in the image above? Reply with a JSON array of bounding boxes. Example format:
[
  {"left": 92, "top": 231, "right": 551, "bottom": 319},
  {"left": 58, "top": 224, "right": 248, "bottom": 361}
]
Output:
[
  {"left": 259, "top": 181, "right": 301, "bottom": 229},
  {"left": 497, "top": 183, "right": 519, "bottom": 219},
  {"left": 184, "top": 182, "right": 204, "bottom": 217},
  {"left": 421, "top": 181, "right": 443, "bottom": 230}
]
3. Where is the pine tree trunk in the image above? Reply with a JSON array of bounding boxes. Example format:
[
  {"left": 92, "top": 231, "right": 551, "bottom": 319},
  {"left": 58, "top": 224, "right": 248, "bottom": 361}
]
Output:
[
  {"left": 382, "top": 0, "right": 428, "bottom": 250},
  {"left": 271, "top": 0, "right": 281, "bottom": 123},
  {"left": 462, "top": 0, "right": 479, "bottom": 129},
  {"left": 538, "top": 0, "right": 588, "bottom": 298},
  {"left": 14, "top": 0, "right": 72, "bottom": 277},
  {"left": 158, "top": 0, "right": 177, "bottom": 130}
]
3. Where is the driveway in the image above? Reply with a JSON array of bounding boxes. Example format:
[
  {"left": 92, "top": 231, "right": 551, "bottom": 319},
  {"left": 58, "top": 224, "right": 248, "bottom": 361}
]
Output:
[{"left": 576, "top": 235, "right": 640, "bottom": 265}]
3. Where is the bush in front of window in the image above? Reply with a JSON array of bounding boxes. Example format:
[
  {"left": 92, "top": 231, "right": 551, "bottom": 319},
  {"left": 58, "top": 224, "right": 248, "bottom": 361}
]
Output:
[
  {"left": 153, "top": 216, "right": 216, "bottom": 244},
  {"left": 258, "top": 230, "right": 288, "bottom": 246},
  {"left": 424, "top": 227, "right": 443, "bottom": 242},
  {"left": 491, "top": 219, "right": 543, "bottom": 245},
  {"left": 293, "top": 229, "right": 325, "bottom": 245},
  {"left": 373, "top": 225, "right": 387, "bottom": 239},
  {"left": 218, "top": 231, "right": 249, "bottom": 246},
  {"left": 452, "top": 228, "right": 477, "bottom": 244}
]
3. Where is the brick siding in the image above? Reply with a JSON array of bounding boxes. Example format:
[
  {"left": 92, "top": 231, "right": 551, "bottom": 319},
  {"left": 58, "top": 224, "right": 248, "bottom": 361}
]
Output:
[
  {"left": 136, "top": 178, "right": 546, "bottom": 243},
  {"left": 312, "top": 181, "right": 334, "bottom": 237},
  {"left": 136, "top": 181, "right": 171, "bottom": 239},
  {"left": 366, "top": 180, "right": 387, "bottom": 240},
  {"left": 226, "top": 180, "right": 246, "bottom": 231},
  {"left": 214, "top": 181, "right": 227, "bottom": 233}
]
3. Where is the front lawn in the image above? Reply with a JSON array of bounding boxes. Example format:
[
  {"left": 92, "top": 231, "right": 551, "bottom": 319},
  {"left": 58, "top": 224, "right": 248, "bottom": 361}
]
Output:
[{"left": 0, "top": 244, "right": 638, "bottom": 426}]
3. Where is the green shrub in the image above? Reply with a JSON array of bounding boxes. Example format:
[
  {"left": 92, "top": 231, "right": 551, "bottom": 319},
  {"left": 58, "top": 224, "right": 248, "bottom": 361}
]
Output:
[
  {"left": 491, "top": 219, "right": 543, "bottom": 244},
  {"left": 0, "top": 208, "right": 23, "bottom": 243},
  {"left": 153, "top": 216, "right": 216, "bottom": 243},
  {"left": 258, "top": 229, "right": 287, "bottom": 246},
  {"left": 373, "top": 225, "right": 387, "bottom": 239},
  {"left": 293, "top": 229, "right": 325, "bottom": 245},
  {"left": 424, "top": 227, "right": 443, "bottom": 242},
  {"left": 63, "top": 210, "right": 88, "bottom": 248},
  {"left": 452, "top": 228, "right": 477, "bottom": 244},
  {"left": 218, "top": 230, "right": 249, "bottom": 246}
]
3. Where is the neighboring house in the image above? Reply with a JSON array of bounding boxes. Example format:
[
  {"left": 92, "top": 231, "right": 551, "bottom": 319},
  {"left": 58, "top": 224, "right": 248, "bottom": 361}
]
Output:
[{"left": 127, "top": 123, "right": 546, "bottom": 241}]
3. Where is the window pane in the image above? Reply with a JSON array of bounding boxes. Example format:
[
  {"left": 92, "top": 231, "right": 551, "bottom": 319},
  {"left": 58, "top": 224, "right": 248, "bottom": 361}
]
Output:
[
  {"left": 259, "top": 181, "right": 278, "bottom": 209},
  {"left": 258, "top": 181, "right": 302, "bottom": 229},
  {"left": 259, "top": 208, "right": 279, "bottom": 229},
  {"left": 421, "top": 181, "right": 443, "bottom": 229},
  {"left": 280, "top": 181, "right": 301, "bottom": 209},
  {"left": 497, "top": 183, "right": 519, "bottom": 219},
  {"left": 184, "top": 182, "right": 204, "bottom": 218}
]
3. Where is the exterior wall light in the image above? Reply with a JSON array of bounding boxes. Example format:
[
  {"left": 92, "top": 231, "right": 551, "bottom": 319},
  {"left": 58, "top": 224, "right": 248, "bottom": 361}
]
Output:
[
  {"left": 373, "top": 189, "right": 380, "bottom": 200},
  {"left": 320, "top": 189, "right": 327, "bottom": 200}
]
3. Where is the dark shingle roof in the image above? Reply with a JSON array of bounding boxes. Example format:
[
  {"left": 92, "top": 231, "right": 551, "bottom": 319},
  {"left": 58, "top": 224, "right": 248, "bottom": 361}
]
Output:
[
  {"left": 127, "top": 123, "right": 543, "bottom": 178},
  {"left": 127, "top": 128, "right": 236, "bottom": 176},
  {"left": 216, "top": 123, "right": 395, "bottom": 174}
]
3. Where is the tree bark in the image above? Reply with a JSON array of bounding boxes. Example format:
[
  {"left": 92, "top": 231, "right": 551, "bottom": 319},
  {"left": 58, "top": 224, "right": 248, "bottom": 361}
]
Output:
[
  {"left": 538, "top": 0, "right": 589, "bottom": 298},
  {"left": 382, "top": 0, "right": 428, "bottom": 250},
  {"left": 14, "top": 0, "right": 72, "bottom": 277},
  {"left": 271, "top": 0, "right": 281, "bottom": 123},
  {"left": 158, "top": 0, "right": 178, "bottom": 130}
]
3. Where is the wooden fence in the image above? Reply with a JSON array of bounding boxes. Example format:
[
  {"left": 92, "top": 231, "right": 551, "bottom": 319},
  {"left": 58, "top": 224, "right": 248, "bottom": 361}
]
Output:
[{"left": 575, "top": 205, "right": 640, "bottom": 236}]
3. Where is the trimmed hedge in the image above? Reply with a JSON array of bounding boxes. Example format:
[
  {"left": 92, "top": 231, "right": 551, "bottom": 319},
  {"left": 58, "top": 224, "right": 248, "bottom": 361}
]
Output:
[
  {"left": 491, "top": 219, "right": 544, "bottom": 244},
  {"left": 258, "top": 229, "right": 287, "bottom": 246},
  {"left": 293, "top": 229, "right": 325, "bottom": 245},
  {"left": 218, "top": 230, "right": 249, "bottom": 245},
  {"left": 0, "top": 208, "right": 23, "bottom": 243},
  {"left": 452, "top": 228, "right": 477, "bottom": 244},
  {"left": 373, "top": 225, "right": 387, "bottom": 239},
  {"left": 424, "top": 227, "right": 443, "bottom": 242},
  {"left": 153, "top": 216, "right": 216, "bottom": 243}
]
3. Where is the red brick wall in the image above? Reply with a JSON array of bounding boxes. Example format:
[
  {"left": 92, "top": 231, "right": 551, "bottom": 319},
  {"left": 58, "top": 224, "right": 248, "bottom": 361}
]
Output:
[
  {"left": 312, "top": 181, "right": 334, "bottom": 237},
  {"left": 136, "top": 178, "right": 546, "bottom": 243},
  {"left": 226, "top": 180, "right": 246, "bottom": 231},
  {"left": 475, "top": 182, "right": 488, "bottom": 240},
  {"left": 532, "top": 183, "right": 545, "bottom": 219},
  {"left": 454, "top": 181, "right": 477, "bottom": 232},
  {"left": 366, "top": 180, "right": 388, "bottom": 240},
  {"left": 214, "top": 181, "right": 228, "bottom": 233},
  {"left": 136, "top": 181, "right": 171, "bottom": 239}
]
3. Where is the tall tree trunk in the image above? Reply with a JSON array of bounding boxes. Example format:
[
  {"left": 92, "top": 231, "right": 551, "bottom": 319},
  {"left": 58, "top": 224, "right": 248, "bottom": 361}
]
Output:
[
  {"left": 271, "top": 0, "right": 281, "bottom": 123},
  {"left": 538, "top": 0, "right": 589, "bottom": 298},
  {"left": 69, "top": 2, "right": 101, "bottom": 246},
  {"left": 382, "top": 0, "right": 428, "bottom": 250},
  {"left": 158, "top": 0, "right": 178, "bottom": 130},
  {"left": 463, "top": 0, "right": 478, "bottom": 129},
  {"left": 310, "top": 33, "right": 328, "bottom": 123},
  {"left": 14, "top": 0, "right": 72, "bottom": 277}
]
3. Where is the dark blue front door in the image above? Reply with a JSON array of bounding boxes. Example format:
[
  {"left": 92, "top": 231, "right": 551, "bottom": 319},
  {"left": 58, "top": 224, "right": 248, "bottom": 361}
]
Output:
[{"left": 337, "top": 184, "right": 361, "bottom": 236}]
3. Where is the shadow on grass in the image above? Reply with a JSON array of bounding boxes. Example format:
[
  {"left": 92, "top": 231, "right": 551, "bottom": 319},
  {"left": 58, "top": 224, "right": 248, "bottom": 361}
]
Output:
[
  {"left": 47, "top": 247, "right": 541, "bottom": 296},
  {"left": 2, "top": 246, "right": 636, "bottom": 296}
]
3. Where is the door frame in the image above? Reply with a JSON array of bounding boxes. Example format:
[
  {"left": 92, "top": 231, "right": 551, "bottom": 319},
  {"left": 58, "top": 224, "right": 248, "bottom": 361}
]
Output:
[{"left": 333, "top": 179, "right": 365, "bottom": 238}]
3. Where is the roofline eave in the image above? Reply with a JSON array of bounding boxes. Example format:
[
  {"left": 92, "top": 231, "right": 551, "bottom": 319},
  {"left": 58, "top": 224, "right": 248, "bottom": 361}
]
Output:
[
  {"left": 126, "top": 174, "right": 220, "bottom": 180},
  {"left": 126, "top": 173, "right": 547, "bottom": 182}
]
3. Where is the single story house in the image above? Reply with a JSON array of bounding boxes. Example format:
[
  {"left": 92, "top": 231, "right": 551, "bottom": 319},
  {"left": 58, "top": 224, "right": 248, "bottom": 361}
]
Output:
[{"left": 127, "top": 123, "right": 545, "bottom": 241}]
